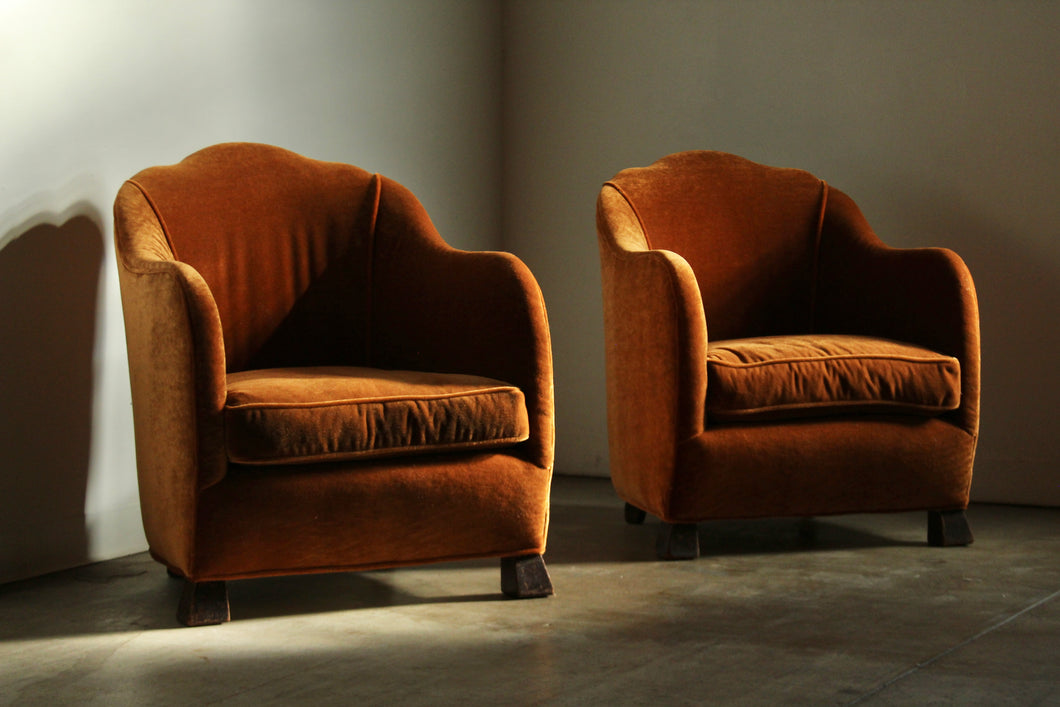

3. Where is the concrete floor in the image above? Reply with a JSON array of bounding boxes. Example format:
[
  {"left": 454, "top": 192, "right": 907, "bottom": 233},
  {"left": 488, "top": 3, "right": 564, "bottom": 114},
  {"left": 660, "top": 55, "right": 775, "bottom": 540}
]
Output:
[{"left": 1, "top": 476, "right": 1058, "bottom": 706}]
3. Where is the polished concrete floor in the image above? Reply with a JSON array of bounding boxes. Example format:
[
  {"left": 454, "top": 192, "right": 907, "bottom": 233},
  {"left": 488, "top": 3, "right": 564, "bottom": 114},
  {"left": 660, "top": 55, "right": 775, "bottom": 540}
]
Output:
[{"left": 1, "top": 476, "right": 1058, "bottom": 705}]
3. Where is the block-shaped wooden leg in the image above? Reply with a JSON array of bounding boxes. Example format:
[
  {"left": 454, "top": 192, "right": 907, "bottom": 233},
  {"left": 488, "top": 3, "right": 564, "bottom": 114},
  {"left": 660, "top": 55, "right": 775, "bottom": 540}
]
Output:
[
  {"left": 624, "top": 502, "right": 647, "bottom": 525},
  {"left": 177, "top": 580, "right": 230, "bottom": 626},
  {"left": 656, "top": 522, "right": 699, "bottom": 560},
  {"left": 928, "top": 510, "right": 974, "bottom": 547},
  {"left": 501, "top": 554, "right": 554, "bottom": 598}
]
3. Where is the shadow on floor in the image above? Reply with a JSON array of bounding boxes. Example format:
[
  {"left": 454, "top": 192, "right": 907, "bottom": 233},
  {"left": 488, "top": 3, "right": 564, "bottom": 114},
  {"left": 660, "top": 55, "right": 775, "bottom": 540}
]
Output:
[{"left": 545, "top": 499, "right": 925, "bottom": 567}]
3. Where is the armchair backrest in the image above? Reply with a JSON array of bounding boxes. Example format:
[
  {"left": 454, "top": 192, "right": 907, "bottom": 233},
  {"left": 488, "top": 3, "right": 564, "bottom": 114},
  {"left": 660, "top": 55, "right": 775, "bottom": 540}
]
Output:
[
  {"left": 604, "top": 151, "right": 828, "bottom": 341},
  {"left": 123, "top": 142, "right": 381, "bottom": 372}
]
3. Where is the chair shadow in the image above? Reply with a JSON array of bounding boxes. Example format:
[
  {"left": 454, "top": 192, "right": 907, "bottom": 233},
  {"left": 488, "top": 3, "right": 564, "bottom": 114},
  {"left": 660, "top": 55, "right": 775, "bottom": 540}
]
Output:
[
  {"left": 227, "top": 570, "right": 503, "bottom": 622},
  {"left": 544, "top": 500, "right": 925, "bottom": 567},
  {"left": 0, "top": 209, "right": 103, "bottom": 584},
  {"left": 0, "top": 550, "right": 509, "bottom": 639}
]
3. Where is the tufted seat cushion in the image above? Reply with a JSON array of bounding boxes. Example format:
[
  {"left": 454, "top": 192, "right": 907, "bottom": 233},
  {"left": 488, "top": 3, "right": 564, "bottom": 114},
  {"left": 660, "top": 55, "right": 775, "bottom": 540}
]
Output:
[
  {"left": 706, "top": 334, "right": 961, "bottom": 421},
  {"left": 225, "top": 367, "right": 530, "bottom": 465}
]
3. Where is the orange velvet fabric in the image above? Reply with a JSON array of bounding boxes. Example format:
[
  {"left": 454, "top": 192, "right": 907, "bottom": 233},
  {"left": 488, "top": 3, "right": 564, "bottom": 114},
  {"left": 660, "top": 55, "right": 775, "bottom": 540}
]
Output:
[
  {"left": 597, "top": 151, "right": 979, "bottom": 524},
  {"left": 114, "top": 143, "right": 554, "bottom": 581}
]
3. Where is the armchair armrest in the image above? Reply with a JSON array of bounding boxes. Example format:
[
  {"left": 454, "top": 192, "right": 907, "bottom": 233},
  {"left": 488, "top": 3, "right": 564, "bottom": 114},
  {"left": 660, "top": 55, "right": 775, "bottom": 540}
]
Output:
[
  {"left": 114, "top": 182, "right": 228, "bottom": 497},
  {"left": 815, "top": 188, "right": 980, "bottom": 435},
  {"left": 369, "top": 177, "right": 554, "bottom": 469},
  {"left": 597, "top": 186, "right": 709, "bottom": 514}
]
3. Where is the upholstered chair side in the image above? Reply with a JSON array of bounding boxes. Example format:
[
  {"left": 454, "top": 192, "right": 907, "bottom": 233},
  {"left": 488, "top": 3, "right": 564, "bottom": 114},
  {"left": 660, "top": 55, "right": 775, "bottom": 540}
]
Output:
[
  {"left": 815, "top": 187, "right": 981, "bottom": 440},
  {"left": 370, "top": 176, "right": 556, "bottom": 473},
  {"left": 596, "top": 186, "right": 708, "bottom": 521},
  {"left": 113, "top": 182, "right": 228, "bottom": 577}
]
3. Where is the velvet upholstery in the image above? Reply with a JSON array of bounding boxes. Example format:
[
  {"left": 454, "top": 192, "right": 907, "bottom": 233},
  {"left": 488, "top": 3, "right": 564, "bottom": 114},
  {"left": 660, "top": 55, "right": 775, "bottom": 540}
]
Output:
[
  {"left": 597, "top": 151, "right": 979, "bottom": 530},
  {"left": 115, "top": 143, "right": 554, "bottom": 596}
]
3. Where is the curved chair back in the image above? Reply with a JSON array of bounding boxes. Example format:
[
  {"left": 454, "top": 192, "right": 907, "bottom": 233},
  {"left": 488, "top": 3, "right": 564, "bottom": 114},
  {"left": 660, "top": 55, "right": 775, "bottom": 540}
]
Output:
[
  {"left": 123, "top": 143, "right": 381, "bottom": 372},
  {"left": 604, "top": 151, "right": 828, "bottom": 340}
]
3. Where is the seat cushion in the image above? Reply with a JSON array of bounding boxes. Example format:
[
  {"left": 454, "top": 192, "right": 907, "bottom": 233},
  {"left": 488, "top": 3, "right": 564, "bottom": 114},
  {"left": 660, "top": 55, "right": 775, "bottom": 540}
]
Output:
[
  {"left": 706, "top": 335, "right": 961, "bottom": 421},
  {"left": 225, "top": 366, "right": 530, "bottom": 465}
]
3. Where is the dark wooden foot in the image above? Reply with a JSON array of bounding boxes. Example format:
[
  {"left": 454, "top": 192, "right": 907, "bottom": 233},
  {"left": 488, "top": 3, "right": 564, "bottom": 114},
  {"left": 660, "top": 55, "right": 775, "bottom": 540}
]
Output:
[
  {"left": 166, "top": 567, "right": 183, "bottom": 579},
  {"left": 928, "top": 510, "right": 974, "bottom": 547},
  {"left": 624, "top": 502, "right": 647, "bottom": 525},
  {"left": 177, "top": 580, "right": 230, "bottom": 626},
  {"left": 656, "top": 522, "right": 699, "bottom": 560},
  {"left": 501, "top": 554, "right": 554, "bottom": 598}
]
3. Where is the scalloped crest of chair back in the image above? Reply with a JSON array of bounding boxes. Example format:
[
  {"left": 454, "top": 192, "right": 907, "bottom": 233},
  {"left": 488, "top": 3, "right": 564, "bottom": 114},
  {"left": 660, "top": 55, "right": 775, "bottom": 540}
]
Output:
[
  {"left": 129, "top": 143, "right": 381, "bottom": 372},
  {"left": 607, "top": 151, "right": 828, "bottom": 340}
]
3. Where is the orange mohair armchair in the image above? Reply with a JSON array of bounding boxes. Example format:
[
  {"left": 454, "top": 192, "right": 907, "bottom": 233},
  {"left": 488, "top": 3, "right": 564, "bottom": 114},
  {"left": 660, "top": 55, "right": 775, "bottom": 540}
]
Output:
[
  {"left": 115, "top": 143, "right": 554, "bottom": 625},
  {"left": 597, "top": 151, "right": 979, "bottom": 559}
]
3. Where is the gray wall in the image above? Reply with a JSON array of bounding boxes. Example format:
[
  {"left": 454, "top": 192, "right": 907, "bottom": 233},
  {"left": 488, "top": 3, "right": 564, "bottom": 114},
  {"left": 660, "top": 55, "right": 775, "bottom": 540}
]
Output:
[
  {"left": 501, "top": 1, "right": 1060, "bottom": 504},
  {"left": 0, "top": 0, "right": 502, "bottom": 583}
]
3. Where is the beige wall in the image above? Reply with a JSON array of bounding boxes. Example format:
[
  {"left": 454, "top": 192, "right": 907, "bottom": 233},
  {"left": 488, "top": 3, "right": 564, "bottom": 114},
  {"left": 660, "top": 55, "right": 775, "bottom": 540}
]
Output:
[
  {"left": 501, "top": 1, "right": 1060, "bottom": 505},
  {"left": 0, "top": 0, "right": 502, "bottom": 583},
  {"left": 2, "top": 0, "right": 1057, "bottom": 584}
]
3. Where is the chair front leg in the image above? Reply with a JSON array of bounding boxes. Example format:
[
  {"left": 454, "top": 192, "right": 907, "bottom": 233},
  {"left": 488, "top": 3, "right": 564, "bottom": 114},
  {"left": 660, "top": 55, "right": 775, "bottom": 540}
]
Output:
[
  {"left": 501, "top": 554, "right": 554, "bottom": 598},
  {"left": 928, "top": 510, "right": 974, "bottom": 547},
  {"left": 177, "top": 580, "right": 230, "bottom": 626}
]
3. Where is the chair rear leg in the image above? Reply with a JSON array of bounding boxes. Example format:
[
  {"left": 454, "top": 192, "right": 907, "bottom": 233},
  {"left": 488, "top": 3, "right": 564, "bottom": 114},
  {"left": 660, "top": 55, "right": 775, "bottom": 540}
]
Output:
[
  {"left": 177, "top": 580, "right": 230, "bottom": 626},
  {"left": 928, "top": 510, "right": 974, "bottom": 547},
  {"left": 501, "top": 554, "right": 554, "bottom": 598},
  {"left": 624, "top": 502, "right": 647, "bottom": 525},
  {"left": 656, "top": 522, "right": 699, "bottom": 560}
]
